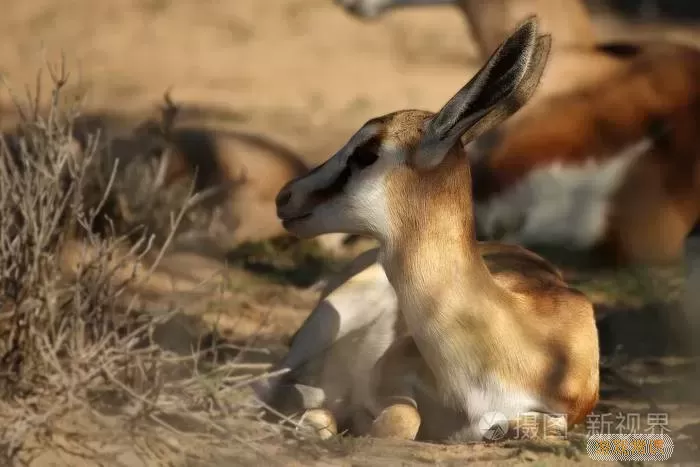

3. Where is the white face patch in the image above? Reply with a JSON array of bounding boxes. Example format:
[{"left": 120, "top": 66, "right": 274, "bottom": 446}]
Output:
[
  {"left": 473, "top": 138, "right": 652, "bottom": 249},
  {"left": 278, "top": 121, "right": 400, "bottom": 240},
  {"left": 344, "top": 142, "right": 408, "bottom": 242},
  {"left": 343, "top": 170, "right": 390, "bottom": 240}
]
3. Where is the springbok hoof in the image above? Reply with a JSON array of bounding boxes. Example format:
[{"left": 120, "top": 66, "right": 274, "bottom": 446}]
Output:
[
  {"left": 370, "top": 403, "right": 421, "bottom": 440},
  {"left": 299, "top": 408, "right": 338, "bottom": 440}
]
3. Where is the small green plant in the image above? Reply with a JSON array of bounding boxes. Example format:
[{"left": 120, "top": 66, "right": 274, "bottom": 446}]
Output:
[{"left": 226, "top": 236, "right": 345, "bottom": 287}]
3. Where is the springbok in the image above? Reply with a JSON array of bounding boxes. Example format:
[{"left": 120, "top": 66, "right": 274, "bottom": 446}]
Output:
[
  {"left": 262, "top": 17, "right": 600, "bottom": 442},
  {"left": 336, "top": 0, "right": 700, "bottom": 266}
]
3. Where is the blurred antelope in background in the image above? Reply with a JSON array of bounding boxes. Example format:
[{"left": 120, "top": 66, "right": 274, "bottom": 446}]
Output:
[
  {"left": 258, "top": 18, "right": 600, "bottom": 442},
  {"left": 335, "top": 0, "right": 700, "bottom": 266},
  {"left": 469, "top": 41, "right": 700, "bottom": 266},
  {"left": 83, "top": 93, "right": 351, "bottom": 255}
]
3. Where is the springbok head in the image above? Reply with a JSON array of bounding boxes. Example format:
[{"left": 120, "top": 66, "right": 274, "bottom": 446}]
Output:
[{"left": 276, "top": 17, "right": 550, "bottom": 244}]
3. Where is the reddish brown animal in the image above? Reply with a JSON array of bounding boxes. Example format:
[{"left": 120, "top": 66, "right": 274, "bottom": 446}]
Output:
[{"left": 470, "top": 41, "right": 700, "bottom": 266}]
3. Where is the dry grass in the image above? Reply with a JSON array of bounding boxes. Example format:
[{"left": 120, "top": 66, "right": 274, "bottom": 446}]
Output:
[{"left": 0, "top": 63, "right": 331, "bottom": 467}]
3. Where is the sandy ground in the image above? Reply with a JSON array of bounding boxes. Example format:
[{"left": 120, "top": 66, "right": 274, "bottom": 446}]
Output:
[{"left": 4, "top": 0, "right": 700, "bottom": 465}]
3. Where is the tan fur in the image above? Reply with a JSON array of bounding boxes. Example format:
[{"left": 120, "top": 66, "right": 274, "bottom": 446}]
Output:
[
  {"left": 272, "top": 19, "right": 599, "bottom": 442},
  {"left": 269, "top": 235, "right": 598, "bottom": 439},
  {"left": 271, "top": 116, "right": 599, "bottom": 440},
  {"left": 299, "top": 409, "right": 338, "bottom": 439},
  {"left": 340, "top": 0, "right": 698, "bottom": 266},
  {"left": 381, "top": 121, "right": 598, "bottom": 430}
]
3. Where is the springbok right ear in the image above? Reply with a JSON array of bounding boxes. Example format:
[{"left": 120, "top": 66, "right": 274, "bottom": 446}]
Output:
[{"left": 414, "top": 15, "right": 551, "bottom": 170}]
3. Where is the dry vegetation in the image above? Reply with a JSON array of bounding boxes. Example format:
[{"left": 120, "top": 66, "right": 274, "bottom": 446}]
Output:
[
  {"left": 0, "top": 66, "right": 310, "bottom": 466},
  {"left": 2, "top": 1, "right": 700, "bottom": 466}
]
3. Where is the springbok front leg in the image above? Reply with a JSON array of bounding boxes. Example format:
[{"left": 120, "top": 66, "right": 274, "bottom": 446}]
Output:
[
  {"left": 252, "top": 248, "right": 395, "bottom": 402},
  {"left": 299, "top": 407, "right": 339, "bottom": 440},
  {"left": 257, "top": 250, "right": 404, "bottom": 439},
  {"left": 369, "top": 335, "right": 424, "bottom": 440}
]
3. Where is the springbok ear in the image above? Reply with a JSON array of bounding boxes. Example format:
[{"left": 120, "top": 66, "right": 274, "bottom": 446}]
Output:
[{"left": 414, "top": 15, "right": 551, "bottom": 169}]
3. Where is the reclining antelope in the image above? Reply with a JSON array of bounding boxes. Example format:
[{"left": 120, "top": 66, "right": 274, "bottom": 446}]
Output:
[
  {"left": 255, "top": 18, "right": 600, "bottom": 442},
  {"left": 336, "top": 0, "right": 700, "bottom": 266}
]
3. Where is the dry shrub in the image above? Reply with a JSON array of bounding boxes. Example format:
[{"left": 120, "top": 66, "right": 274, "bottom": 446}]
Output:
[
  {"left": 88, "top": 92, "right": 235, "bottom": 253},
  {"left": 0, "top": 64, "right": 311, "bottom": 466}
]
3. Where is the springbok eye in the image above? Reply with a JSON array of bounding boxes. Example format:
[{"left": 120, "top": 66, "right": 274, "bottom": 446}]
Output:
[{"left": 349, "top": 145, "right": 379, "bottom": 171}]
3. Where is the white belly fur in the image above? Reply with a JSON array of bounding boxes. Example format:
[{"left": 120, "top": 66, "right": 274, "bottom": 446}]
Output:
[{"left": 414, "top": 358, "right": 548, "bottom": 441}]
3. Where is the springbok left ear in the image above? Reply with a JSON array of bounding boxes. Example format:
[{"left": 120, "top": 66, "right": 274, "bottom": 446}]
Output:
[{"left": 414, "top": 15, "right": 551, "bottom": 170}]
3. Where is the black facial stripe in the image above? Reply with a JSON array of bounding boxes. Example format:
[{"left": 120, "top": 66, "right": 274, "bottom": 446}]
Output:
[
  {"left": 312, "top": 165, "right": 352, "bottom": 202},
  {"left": 307, "top": 122, "right": 380, "bottom": 174},
  {"left": 348, "top": 135, "right": 381, "bottom": 170},
  {"left": 306, "top": 126, "right": 382, "bottom": 203}
]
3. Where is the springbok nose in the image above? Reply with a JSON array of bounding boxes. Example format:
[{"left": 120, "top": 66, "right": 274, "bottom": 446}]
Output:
[{"left": 276, "top": 187, "right": 292, "bottom": 209}]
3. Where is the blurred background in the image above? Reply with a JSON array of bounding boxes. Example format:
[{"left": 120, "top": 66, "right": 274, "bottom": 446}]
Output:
[{"left": 2, "top": 0, "right": 700, "bottom": 168}]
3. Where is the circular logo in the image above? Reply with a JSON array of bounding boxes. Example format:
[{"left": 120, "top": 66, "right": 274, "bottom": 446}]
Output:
[{"left": 479, "top": 411, "right": 509, "bottom": 441}]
